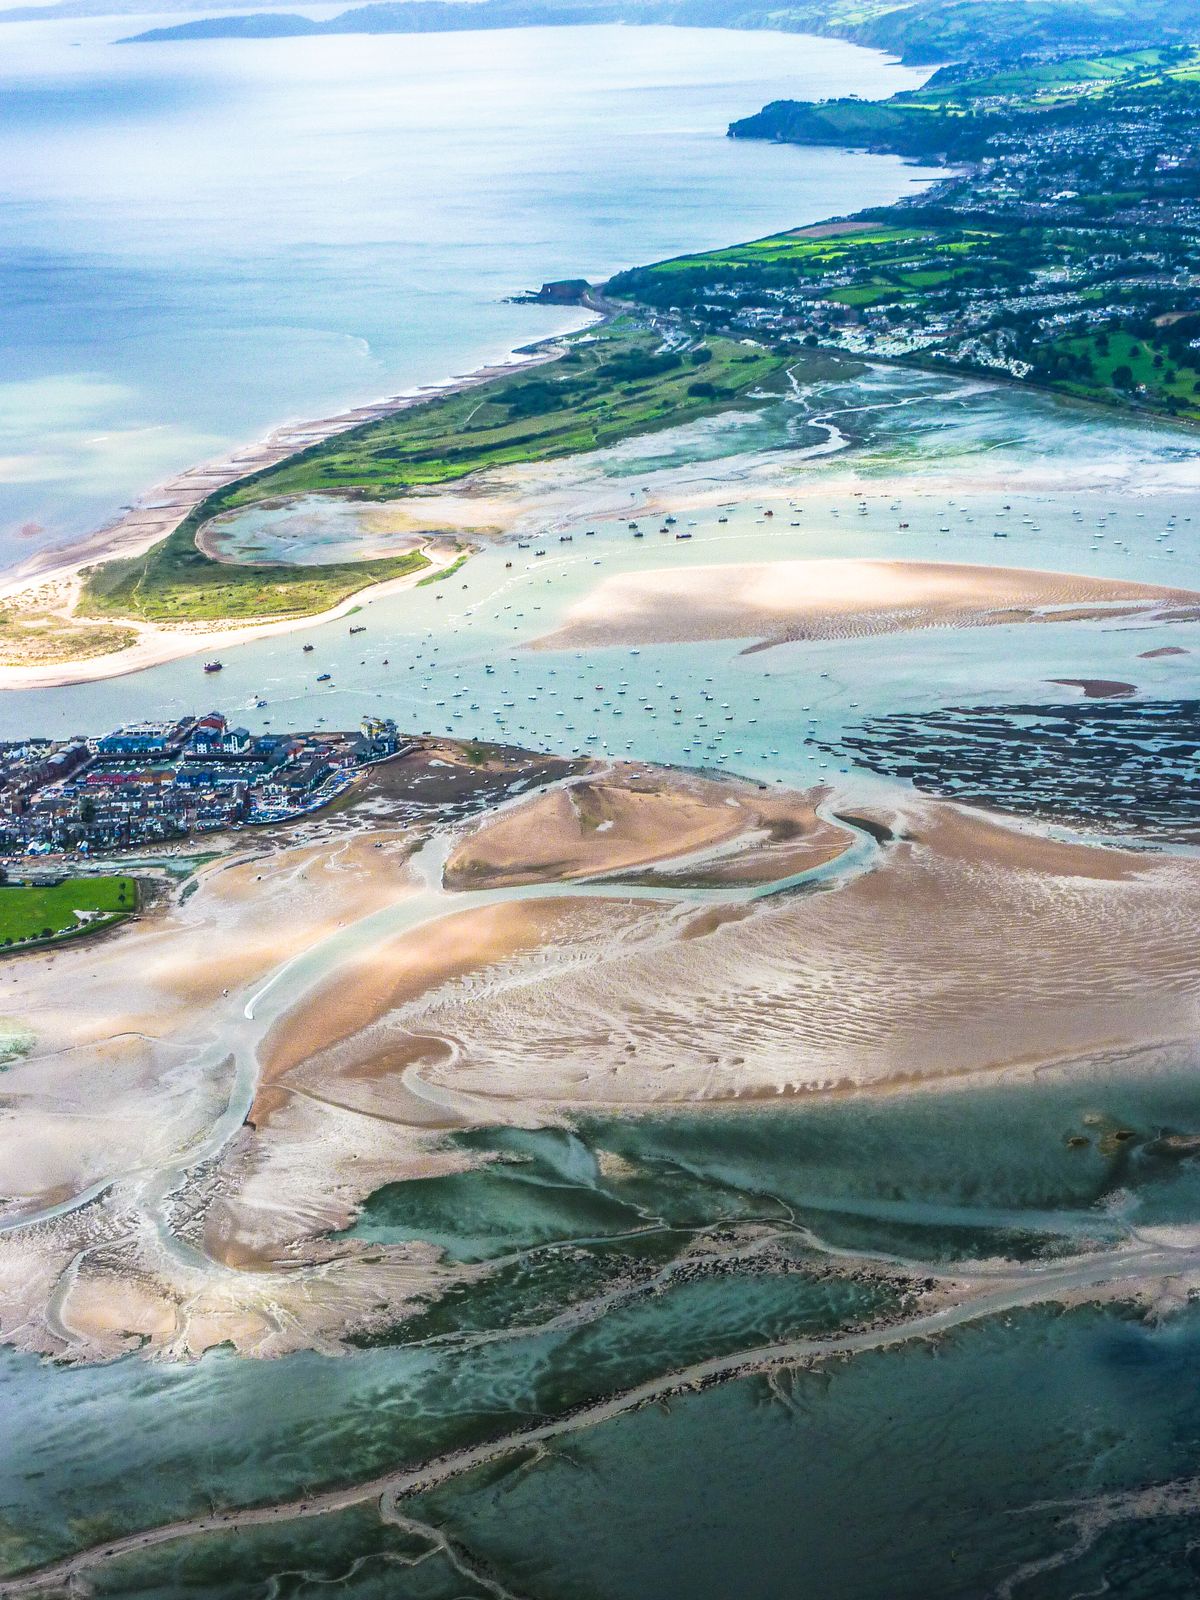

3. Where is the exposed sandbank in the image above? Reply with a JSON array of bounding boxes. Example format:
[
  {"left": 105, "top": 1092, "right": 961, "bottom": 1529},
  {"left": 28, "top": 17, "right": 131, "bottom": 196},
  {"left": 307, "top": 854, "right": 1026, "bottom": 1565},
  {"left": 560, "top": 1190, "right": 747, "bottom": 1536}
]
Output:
[
  {"left": 443, "top": 768, "right": 852, "bottom": 889},
  {"left": 532, "top": 558, "right": 1200, "bottom": 652},
  {"left": 402, "top": 799, "right": 1200, "bottom": 1112},
  {"left": 3, "top": 761, "right": 1196, "bottom": 1364}
]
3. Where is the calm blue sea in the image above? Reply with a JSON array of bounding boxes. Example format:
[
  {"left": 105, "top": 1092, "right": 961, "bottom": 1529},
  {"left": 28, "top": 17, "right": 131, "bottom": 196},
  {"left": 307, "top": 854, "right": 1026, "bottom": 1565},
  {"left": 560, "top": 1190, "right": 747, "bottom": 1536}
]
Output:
[{"left": 0, "top": 15, "right": 938, "bottom": 573}]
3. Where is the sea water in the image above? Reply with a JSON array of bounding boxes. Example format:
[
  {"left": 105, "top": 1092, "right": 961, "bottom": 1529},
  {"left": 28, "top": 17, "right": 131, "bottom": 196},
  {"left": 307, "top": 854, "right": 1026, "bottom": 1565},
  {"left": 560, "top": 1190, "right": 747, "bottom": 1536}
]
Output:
[{"left": 0, "top": 14, "right": 938, "bottom": 570}]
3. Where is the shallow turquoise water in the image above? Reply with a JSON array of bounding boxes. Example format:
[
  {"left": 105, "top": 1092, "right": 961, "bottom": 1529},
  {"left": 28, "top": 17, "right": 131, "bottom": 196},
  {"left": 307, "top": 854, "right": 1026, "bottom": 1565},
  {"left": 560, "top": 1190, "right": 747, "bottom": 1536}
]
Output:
[
  {"left": 4, "top": 363, "right": 1198, "bottom": 808},
  {"left": 201, "top": 496, "right": 429, "bottom": 566},
  {"left": 74, "top": 1298, "right": 1200, "bottom": 1599},
  {"left": 402, "top": 1303, "right": 1200, "bottom": 1600}
]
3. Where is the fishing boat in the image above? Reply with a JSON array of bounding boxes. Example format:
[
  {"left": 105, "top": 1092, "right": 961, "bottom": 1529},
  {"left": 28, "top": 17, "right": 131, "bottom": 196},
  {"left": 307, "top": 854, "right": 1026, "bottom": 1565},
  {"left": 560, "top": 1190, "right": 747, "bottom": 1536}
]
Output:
[
  {"left": 302, "top": 644, "right": 314, "bottom": 653},
  {"left": 203, "top": 660, "right": 222, "bottom": 673}
]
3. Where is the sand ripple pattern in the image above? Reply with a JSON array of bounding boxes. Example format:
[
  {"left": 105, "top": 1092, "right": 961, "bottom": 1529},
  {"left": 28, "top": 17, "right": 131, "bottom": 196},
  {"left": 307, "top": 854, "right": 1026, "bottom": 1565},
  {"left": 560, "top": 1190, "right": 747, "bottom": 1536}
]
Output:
[{"left": 394, "top": 834, "right": 1200, "bottom": 1105}]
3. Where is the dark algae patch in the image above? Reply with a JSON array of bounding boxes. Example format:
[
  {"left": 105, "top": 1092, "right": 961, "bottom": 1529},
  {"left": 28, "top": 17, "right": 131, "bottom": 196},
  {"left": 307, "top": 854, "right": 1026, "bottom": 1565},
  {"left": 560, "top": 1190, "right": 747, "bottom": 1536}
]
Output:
[{"left": 823, "top": 697, "right": 1200, "bottom": 840}]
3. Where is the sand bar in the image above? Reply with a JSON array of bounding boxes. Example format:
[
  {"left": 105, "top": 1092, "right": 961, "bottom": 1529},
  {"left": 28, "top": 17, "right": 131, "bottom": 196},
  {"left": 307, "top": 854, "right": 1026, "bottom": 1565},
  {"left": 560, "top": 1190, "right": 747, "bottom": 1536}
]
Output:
[
  {"left": 532, "top": 558, "right": 1200, "bottom": 652},
  {"left": 443, "top": 768, "right": 852, "bottom": 889},
  {"left": 0, "top": 541, "right": 461, "bottom": 690}
]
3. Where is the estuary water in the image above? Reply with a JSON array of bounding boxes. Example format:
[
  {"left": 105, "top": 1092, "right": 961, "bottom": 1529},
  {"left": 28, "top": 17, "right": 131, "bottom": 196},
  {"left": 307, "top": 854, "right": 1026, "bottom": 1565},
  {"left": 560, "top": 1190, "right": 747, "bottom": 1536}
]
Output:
[
  {"left": 4, "top": 362, "right": 1198, "bottom": 832},
  {"left": 0, "top": 14, "right": 938, "bottom": 572},
  {"left": 5, "top": 21, "right": 1200, "bottom": 1599},
  {"left": 8, "top": 1047, "right": 1200, "bottom": 1597}
]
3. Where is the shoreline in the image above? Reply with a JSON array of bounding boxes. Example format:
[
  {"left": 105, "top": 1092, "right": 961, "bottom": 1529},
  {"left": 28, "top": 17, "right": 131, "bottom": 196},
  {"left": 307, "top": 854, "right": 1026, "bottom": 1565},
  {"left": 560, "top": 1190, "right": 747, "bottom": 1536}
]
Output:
[
  {"left": 0, "top": 541, "right": 464, "bottom": 691},
  {"left": 0, "top": 310, "right": 602, "bottom": 608}
]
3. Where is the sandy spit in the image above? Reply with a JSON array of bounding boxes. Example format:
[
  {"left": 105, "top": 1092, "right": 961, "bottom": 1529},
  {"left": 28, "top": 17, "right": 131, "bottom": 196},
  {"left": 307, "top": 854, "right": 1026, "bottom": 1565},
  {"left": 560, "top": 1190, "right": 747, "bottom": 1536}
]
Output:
[{"left": 0, "top": 542, "right": 461, "bottom": 690}]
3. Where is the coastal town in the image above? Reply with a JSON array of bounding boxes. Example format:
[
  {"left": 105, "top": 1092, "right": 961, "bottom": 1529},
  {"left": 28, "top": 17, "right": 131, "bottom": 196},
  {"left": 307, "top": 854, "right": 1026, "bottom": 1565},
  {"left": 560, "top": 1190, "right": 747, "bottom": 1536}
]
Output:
[
  {"left": 0, "top": 712, "right": 410, "bottom": 857},
  {"left": 612, "top": 44, "right": 1200, "bottom": 419}
]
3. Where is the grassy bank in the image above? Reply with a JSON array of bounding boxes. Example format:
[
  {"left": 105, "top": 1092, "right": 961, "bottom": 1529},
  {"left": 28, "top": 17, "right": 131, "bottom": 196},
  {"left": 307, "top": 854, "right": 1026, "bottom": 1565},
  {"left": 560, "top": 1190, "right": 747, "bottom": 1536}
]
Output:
[
  {"left": 208, "top": 323, "right": 784, "bottom": 507},
  {"left": 82, "top": 534, "right": 431, "bottom": 626},
  {"left": 0, "top": 875, "right": 137, "bottom": 949},
  {"left": 79, "top": 324, "right": 782, "bottom": 626}
]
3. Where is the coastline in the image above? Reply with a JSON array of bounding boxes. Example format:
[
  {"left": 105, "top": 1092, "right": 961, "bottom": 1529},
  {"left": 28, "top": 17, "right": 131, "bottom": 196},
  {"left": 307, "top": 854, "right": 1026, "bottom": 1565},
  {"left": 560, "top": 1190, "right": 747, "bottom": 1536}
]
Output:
[
  {"left": 0, "top": 541, "right": 466, "bottom": 691},
  {"left": 0, "top": 312, "right": 601, "bottom": 610}
]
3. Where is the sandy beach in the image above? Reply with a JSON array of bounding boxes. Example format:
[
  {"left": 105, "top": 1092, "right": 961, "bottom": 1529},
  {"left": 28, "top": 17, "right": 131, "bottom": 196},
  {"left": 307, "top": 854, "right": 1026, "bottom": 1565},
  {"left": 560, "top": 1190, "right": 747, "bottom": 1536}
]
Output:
[
  {"left": 1, "top": 336, "right": 590, "bottom": 597},
  {"left": 533, "top": 558, "right": 1200, "bottom": 652},
  {"left": 0, "top": 539, "right": 461, "bottom": 690}
]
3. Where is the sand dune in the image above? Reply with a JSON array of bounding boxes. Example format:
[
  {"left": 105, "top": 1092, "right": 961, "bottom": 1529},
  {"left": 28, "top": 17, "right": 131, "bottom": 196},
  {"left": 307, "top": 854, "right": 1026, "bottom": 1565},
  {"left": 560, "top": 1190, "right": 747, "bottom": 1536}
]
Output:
[
  {"left": 532, "top": 558, "right": 1200, "bottom": 652},
  {"left": 443, "top": 768, "right": 852, "bottom": 889}
]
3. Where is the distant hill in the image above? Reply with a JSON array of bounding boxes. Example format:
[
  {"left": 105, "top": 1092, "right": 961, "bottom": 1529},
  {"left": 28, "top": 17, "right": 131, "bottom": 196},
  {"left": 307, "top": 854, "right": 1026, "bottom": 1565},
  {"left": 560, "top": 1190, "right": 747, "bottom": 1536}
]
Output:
[
  {"left": 118, "top": 0, "right": 1200, "bottom": 62},
  {"left": 131, "top": 8, "right": 318, "bottom": 32}
]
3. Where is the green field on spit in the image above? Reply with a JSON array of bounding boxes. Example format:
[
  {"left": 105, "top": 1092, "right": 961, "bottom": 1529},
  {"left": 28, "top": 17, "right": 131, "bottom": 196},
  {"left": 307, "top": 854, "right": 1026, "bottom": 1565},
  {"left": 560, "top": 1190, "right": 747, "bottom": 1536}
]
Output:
[
  {"left": 80, "top": 324, "right": 782, "bottom": 625},
  {"left": 0, "top": 876, "right": 137, "bottom": 948},
  {"left": 209, "top": 324, "right": 783, "bottom": 504},
  {"left": 81, "top": 532, "right": 432, "bottom": 626}
]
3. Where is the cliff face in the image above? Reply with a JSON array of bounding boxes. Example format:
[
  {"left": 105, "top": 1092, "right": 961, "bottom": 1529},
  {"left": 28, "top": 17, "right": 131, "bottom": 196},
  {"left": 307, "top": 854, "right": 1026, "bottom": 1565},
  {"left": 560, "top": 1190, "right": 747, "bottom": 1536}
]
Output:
[
  {"left": 728, "top": 99, "right": 953, "bottom": 157},
  {"left": 536, "top": 279, "right": 591, "bottom": 305},
  {"left": 726, "top": 93, "right": 1004, "bottom": 162}
]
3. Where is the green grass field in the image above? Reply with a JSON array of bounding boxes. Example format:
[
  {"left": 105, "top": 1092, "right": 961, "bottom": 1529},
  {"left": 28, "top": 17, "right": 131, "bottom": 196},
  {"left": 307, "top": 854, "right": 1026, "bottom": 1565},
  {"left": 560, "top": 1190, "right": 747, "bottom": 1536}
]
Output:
[
  {"left": 82, "top": 535, "right": 431, "bottom": 626},
  {"left": 1050, "top": 329, "right": 1200, "bottom": 418},
  {"left": 612, "top": 222, "right": 1007, "bottom": 315},
  {"left": 640, "top": 225, "right": 935, "bottom": 278},
  {"left": 909, "top": 46, "right": 1191, "bottom": 107},
  {"left": 0, "top": 876, "right": 137, "bottom": 948},
  {"left": 210, "top": 324, "right": 784, "bottom": 506},
  {"left": 417, "top": 552, "right": 470, "bottom": 586},
  {"left": 81, "top": 324, "right": 783, "bottom": 626}
]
